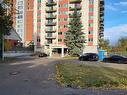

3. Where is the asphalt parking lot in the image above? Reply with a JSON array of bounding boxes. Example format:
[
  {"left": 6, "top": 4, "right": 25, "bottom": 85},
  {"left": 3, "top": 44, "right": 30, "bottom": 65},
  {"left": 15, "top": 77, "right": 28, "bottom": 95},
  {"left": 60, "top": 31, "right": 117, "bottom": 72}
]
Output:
[{"left": 0, "top": 56, "right": 127, "bottom": 95}]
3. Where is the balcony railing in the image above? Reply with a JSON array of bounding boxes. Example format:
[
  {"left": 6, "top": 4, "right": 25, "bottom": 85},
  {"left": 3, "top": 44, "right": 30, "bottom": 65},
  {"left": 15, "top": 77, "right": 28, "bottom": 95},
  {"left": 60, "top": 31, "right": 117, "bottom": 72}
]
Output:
[
  {"left": 46, "top": 22, "right": 56, "bottom": 26},
  {"left": 46, "top": 7, "right": 57, "bottom": 13},
  {"left": 100, "top": 12, "right": 104, "bottom": 16},
  {"left": 45, "top": 28, "right": 56, "bottom": 32},
  {"left": 69, "top": 13, "right": 82, "bottom": 18},
  {"left": 69, "top": 6, "right": 81, "bottom": 11},
  {"left": 46, "top": 14, "right": 56, "bottom": 19}
]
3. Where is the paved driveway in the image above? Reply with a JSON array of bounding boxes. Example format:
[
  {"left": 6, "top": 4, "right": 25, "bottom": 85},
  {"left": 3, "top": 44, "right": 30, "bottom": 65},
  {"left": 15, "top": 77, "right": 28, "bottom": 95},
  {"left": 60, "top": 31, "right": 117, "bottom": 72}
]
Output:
[{"left": 0, "top": 57, "right": 127, "bottom": 95}]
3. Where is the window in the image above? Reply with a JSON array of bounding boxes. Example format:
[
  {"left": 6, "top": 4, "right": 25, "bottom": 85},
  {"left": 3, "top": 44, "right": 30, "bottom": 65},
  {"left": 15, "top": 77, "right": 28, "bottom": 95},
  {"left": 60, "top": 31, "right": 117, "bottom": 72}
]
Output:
[
  {"left": 47, "top": 33, "right": 52, "bottom": 37},
  {"left": 88, "top": 38, "right": 93, "bottom": 42},
  {"left": 47, "top": 39, "right": 52, "bottom": 44},
  {"left": 37, "top": 26, "right": 41, "bottom": 29},
  {"left": 58, "top": 39, "right": 62, "bottom": 42},
  {"left": 58, "top": 32, "right": 62, "bottom": 35},
  {"left": 38, "top": 0, "right": 41, "bottom": 3},
  {"left": 89, "top": 0, "right": 94, "bottom": 4},
  {"left": 37, "top": 37, "right": 40, "bottom": 42},
  {"left": 64, "top": 18, "right": 67, "bottom": 21},
  {"left": 37, "top": 13, "right": 41, "bottom": 16},
  {"left": 89, "top": 15, "right": 93, "bottom": 19},
  {"left": 38, "top": 6, "right": 41, "bottom": 10},
  {"left": 89, "top": 23, "right": 93, "bottom": 27},
  {"left": 18, "top": 11, "right": 23, "bottom": 14},
  {"left": 37, "top": 19, "right": 41, "bottom": 22},
  {"left": 89, "top": 8, "right": 94, "bottom": 12},
  {"left": 64, "top": 25, "right": 67, "bottom": 28},
  {"left": 64, "top": 11, "right": 68, "bottom": 14},
  {"left": 18, "top": 6, "right": 23, "bottom": 9},
  {"left": 17, "top": 20, "right": 23, "bottom": 23},
  {"left": 64, "top": 4, "right": 68, "bottom": 7},
  {"left": 18, "top": 15, "right": 23, "bottom": 19},
  {"left": 17, "top": 24, "right": 23, "bottom": 28},
  {"left": 89, "top": 30, "right": 93, "bottom": 34},
  {"left": 18, "top": 1, "right": 23, "bottom": 5},
  {"left": 17, "top": 29, "right": 23, "bottom": 33}
]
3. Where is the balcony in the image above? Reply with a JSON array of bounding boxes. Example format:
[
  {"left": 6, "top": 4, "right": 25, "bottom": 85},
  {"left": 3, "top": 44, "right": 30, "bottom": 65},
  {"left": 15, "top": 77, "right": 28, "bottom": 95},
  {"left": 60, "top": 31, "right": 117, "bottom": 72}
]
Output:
[
  {"left": 100, "top": 0, "right": 104, "bottom": 5},
  {"left": 69, "top": 6, "right": 81, "bottom": 11},
  {"left": 100, "top": 18, "right": 104, "bottom": 23},
  {"left": 100, "top": 6, "right": 104, "bottom": 11},
  {"left": 45, "top": 28, "right": 56, "bottom": 32},
  {"left": 100, "top": 26, "right": 104, "bottom": 29},
  {"left": 100, "top": 12, "right": 104, "bottom": 16},
  {"left": 46, "top": 1, "right": 57, "bottom": 6},
  {"left": 99, "top": 32, "right": 104, "bottom": 38},
  {"left": 100, "top": 23, "right": 104, "bottom": 27},
  {"left": 69, "top": 13, "right": 82, "bottom": 18},
  {"left": 45, "top": 35, "right": 56, "bottom": 39},
  {"left": 46, "top": 14, "right": 56, "bottom": 19},
  {"left": 69, "top": 0, "right": 82, "bottom": 3},
  {"left": 46, "top": 22, "right": 56, "bottom": 26},
  {"left": 46, "top": 7, "right": 57, "bottom": 13}
]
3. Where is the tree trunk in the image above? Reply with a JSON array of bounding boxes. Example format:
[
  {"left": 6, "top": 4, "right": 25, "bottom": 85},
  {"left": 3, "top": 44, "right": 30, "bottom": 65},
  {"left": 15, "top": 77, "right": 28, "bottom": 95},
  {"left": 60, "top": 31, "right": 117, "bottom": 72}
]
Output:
[{"left": 0, "top": 35, "right": 3, "bottom": 60}]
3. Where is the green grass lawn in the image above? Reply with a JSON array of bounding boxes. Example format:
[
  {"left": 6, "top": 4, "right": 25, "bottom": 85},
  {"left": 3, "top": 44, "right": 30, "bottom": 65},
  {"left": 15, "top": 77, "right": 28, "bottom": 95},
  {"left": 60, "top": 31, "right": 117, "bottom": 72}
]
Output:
[{"left": 56, "top": 63, "right": 127, "bottom": 89}]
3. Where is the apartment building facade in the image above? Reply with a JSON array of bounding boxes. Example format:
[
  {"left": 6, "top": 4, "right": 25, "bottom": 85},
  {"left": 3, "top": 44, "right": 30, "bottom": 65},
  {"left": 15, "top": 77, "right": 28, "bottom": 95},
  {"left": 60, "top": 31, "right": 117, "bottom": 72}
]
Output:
[
  {"left": 33, "top": 0, "right": 104, "bottom": 57},
  {"left": 12, "top": 0, "right": 33, "bottom": 46}
]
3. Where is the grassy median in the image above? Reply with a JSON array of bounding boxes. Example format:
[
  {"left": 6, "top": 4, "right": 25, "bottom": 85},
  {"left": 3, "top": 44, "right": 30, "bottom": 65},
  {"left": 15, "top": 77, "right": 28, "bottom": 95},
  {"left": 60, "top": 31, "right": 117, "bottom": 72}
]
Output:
[{"left": 56, "top": 63, "right": 127, "bottom": 89}]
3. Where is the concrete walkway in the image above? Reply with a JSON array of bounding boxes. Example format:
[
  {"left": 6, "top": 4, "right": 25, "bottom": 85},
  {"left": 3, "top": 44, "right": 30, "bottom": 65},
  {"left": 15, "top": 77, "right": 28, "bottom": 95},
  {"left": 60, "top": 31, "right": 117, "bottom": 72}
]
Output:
[{"left": 0, "top": 57, "right": 127, "bottom": 95}]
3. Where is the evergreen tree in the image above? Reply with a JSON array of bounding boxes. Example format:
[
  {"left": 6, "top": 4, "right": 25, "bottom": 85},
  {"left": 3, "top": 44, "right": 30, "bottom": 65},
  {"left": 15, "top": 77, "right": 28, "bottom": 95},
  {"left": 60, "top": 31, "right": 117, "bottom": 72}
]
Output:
[{"left": 65, "top": 10, "right": 85, "bottom": 56}]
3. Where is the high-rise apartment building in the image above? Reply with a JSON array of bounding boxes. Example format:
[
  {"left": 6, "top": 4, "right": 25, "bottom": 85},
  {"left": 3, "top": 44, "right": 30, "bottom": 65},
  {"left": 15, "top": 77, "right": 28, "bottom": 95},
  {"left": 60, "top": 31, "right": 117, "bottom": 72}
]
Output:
[
  {"left": 15, "top": 0, "right": 25, "bottom": 44},
  {"left": 33, "top": 0, "right": 104, "bottom": 57},
  {"left": 25, "top": 0, "right": 34, "bottom": 45},
  {"left": 12, "top": 0, "right": 33, "bottom": 46}
]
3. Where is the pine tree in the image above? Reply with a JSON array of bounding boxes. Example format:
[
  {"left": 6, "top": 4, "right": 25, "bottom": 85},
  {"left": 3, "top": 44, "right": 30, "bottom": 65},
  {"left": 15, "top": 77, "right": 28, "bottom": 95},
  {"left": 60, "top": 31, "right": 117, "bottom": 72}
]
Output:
[{"left": 65, "top": 10, "right": 85, "bottom": 56}]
